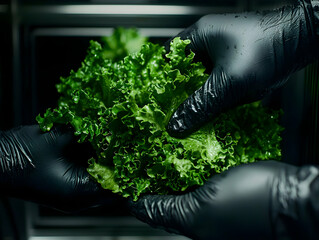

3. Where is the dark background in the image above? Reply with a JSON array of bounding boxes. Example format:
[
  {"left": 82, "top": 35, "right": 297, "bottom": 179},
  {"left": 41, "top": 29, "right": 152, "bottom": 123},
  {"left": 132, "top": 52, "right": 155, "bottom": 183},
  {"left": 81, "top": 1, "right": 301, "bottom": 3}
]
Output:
[{"left": 1, "top": 0, "right": 318, "bottom": 240}]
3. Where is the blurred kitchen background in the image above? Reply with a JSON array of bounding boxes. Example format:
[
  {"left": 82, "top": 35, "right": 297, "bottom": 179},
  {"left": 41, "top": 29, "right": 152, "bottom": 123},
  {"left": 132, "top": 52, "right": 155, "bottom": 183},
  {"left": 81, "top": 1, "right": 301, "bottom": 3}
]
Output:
[{"left": 0, "top": 0, "right": 318, "bottom": 239}]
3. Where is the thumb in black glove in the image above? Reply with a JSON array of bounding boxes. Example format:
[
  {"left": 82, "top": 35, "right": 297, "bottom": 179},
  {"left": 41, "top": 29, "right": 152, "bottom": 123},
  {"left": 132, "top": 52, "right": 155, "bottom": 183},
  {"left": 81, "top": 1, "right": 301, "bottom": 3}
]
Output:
[
  {"left": 128, "top": 161, "right": 319, "bottom": 240},
  {"left": 167, "top": 0, "right": 319, "bottom": 137},
  {"left": 0, "top": 125, "right": 115, "bottom": 213}
]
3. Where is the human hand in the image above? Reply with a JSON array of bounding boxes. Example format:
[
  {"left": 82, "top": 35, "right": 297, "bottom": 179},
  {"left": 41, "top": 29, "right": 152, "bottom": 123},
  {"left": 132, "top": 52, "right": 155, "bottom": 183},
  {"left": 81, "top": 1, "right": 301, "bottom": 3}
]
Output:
[
  {"left": 129, "top": 161, "right": 319, "bottom": 239},
  {"left": 167, "top": 0, "right": 319, "bottom": 137},
  {"left": 0, "top": 125, "right": 113, "bottom": 213}
]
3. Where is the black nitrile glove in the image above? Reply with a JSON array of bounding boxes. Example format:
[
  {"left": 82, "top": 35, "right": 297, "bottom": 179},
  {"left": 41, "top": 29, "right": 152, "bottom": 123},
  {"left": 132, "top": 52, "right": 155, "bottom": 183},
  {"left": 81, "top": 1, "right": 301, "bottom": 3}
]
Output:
[
  {"left": 129, "top": 161, "right": 319, "bottom": 240},
  {"left": 167, "top": 0, "right": 319, "bottom": 137},
  {"left": 0, "top": 125, "right": 114, "bottom": 213}
]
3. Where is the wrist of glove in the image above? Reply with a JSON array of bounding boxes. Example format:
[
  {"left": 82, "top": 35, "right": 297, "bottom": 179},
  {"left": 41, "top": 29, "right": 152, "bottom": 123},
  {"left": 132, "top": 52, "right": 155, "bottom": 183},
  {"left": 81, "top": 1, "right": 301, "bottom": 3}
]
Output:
[
  {"left": 129, "top": 161, "right": 319, "bottom": 240},
  {"left": 0, "top": 125, "right": 113, "bottom": 213},
  {"left": 272, "top": 164, "right": 319, "bottom": 239},
  {"left": 0, "top": 127, "right": 37, "bottom": 188}
]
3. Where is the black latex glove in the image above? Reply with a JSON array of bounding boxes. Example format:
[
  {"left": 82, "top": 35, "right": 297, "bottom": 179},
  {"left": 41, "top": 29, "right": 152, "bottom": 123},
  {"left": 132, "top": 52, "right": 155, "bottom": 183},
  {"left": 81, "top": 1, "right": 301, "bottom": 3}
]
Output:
[
  {"left": 129, "top": 161, "right": 319, "bottom": 240},
  {"left": 167, "top": 0, "right": 319, "bottom": 137},
  {"left": 0, "top": 125, "right": 114, "bottom": 213}
]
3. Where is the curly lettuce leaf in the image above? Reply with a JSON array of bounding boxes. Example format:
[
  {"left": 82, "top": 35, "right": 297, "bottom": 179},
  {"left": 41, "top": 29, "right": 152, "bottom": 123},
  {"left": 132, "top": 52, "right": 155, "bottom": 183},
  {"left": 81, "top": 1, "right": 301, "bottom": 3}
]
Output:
[{"left": 37, "top": 28, "right": 283, "bottom": 200}]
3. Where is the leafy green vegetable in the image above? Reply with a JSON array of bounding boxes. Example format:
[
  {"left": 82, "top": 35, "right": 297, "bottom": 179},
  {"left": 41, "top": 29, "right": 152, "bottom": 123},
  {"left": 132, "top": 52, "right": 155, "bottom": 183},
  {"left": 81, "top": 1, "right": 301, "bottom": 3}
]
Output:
[
  {"left": 100, "top": 28, "right": 147, "bottom": 62},
  {"left": 37, "top": 28, "right": 283, "bottom": 200}
]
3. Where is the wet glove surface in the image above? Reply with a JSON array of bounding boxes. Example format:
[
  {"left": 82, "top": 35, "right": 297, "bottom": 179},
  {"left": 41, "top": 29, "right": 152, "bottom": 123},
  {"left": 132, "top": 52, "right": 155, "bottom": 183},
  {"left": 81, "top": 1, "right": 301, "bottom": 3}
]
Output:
[
  {"left": 128, "top": 161, "right": 319, "bottom": 240},
  {"left": 167, "top": 0, "right": 319, "bottom": 137},
  {"left": 0, "top": 125, "right": 114, "bottom": 213}
]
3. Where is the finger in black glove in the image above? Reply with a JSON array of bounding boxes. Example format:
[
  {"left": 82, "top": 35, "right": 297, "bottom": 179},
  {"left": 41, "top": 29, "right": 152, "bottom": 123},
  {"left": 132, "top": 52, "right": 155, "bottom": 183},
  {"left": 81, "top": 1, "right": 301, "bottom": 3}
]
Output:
[
  {"left": 0, "top": 125, "right": 115, "bottom": 213},
  {"left": 129, "top": 161, "right": 319, "bottom": 240},
  {"left": 167, "top": 0, "right": 319, "bottom": 137}
]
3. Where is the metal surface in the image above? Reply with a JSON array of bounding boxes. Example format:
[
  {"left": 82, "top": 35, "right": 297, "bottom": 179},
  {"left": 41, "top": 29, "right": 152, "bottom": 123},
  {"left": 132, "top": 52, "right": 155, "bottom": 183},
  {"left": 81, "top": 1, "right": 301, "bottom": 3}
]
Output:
[
  {"left": 19, "top": 4, "right": 238, "bottom": 15},
  {"left": 30, "top": 237, "right": 187, "bottom": 240},
  {"left": 32, "top": 27, "right": 184, "bottom": 37},
  {"left": 303, "top": 62, "right": 319, "bottom": 164},
  {"left": 25, "top": 202, "right": 188, "bottom": 239}
]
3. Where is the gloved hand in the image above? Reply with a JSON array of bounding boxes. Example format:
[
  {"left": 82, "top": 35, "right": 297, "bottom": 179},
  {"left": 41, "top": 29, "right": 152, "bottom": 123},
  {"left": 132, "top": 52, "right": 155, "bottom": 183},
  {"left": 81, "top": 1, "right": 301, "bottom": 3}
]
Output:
[
  {"left": 128, "top": 161, "right": 319, "bottom": 240},
  {"left": 0, "top": 125, "right": 114, "bottom": 213},
  {"left": 167, "top": 0, "right": 319, "bottom": 137}
]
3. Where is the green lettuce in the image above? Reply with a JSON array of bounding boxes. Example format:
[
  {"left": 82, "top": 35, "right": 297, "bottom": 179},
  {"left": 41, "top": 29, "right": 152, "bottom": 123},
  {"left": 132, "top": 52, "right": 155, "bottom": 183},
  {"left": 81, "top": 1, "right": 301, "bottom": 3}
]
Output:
[{"left": 37, "top": 28, "right": 283, "bottom": 200}]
